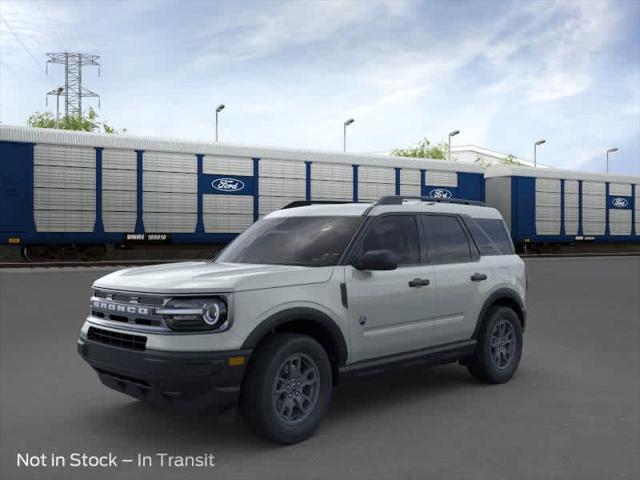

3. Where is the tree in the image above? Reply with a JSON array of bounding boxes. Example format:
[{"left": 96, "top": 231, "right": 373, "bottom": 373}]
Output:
[
  {"left": 26, "top": 107, "right": 125, "bottom": 134},
  {"left": 474, "top": 153, "right": 522, "bottom": 169},
  {"left": 391, "top": 138, "right": 449, "bottom": 160}
]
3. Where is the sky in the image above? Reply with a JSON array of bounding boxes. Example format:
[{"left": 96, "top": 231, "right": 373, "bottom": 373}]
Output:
[{"left": 0, "top": 0, "right": 639, "bottom": 175}]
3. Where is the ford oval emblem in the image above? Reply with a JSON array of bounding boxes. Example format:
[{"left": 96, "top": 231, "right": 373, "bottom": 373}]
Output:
[
  {"left": 611, "top": 197, "right": 629, "bottom": 208},
  {"left": 212, "top": 178, "right": 245, "bottom": 192},
  {"left": 429, "top": 188, "right": 453, "bottom": 199}
]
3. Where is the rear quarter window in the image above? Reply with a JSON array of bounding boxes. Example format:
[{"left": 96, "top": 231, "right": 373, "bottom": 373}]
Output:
[{"left": 464, "top": 217, "right": 514, "bottom": 255}]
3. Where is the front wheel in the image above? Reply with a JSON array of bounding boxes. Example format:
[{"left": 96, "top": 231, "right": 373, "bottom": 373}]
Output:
[
  {"left": 240, "top": 333, "right": 332, "bottom": 444},
  {"left": 467, "top": 306, "right": 523, "bottom": 384}
]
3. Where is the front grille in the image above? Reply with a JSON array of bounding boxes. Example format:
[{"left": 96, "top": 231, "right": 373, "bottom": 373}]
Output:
[
  {"left": 90, "top": 289, "right": 168, "bottom": 331},
  {"left": 88, "top": 326, "right": 147, "bottom": 351}
]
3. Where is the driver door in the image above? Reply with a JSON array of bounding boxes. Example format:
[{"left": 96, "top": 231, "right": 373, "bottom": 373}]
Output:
[{"left": 345, "top": 214, "right": 439, "bottom": 363}]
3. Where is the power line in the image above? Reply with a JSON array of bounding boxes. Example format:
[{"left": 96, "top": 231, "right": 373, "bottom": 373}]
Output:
[
  {"left": 0, "top": 14, "right": 46, "bottom": 75},
  {"left": 32, "top": 0, "right": 69, "bottom": 52}
]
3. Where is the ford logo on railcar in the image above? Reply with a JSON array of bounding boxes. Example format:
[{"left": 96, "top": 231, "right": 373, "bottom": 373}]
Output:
[
  {"left": 429, "top": 188, "right": 453, "bottom": 199},
  {"left": 611, "top": 197, "right": 629, "bottom": 208},
  {"left": 212, "top": 178, "right": 245, "bottom": 192}
]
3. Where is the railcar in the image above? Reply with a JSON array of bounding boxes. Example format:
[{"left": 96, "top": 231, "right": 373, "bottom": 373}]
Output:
[
  {"left": 0, "top": 125, "right": 484, "bottom": 260},
  {"left": 484, "top": 165, "right": 639, "bottom": 252}
]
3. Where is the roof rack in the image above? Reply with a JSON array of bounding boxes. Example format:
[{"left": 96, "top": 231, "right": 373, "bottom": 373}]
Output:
[
  {"left": 375, "top": 196, "right": 485, "bottom": 206},
  {"left": 281, "top": 200, "right": 359, "bottom": 210}
]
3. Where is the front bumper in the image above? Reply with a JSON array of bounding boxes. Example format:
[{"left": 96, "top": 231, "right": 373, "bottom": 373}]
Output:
[{"left": 77, "top": 337, "right": 251, "bottom": 411}]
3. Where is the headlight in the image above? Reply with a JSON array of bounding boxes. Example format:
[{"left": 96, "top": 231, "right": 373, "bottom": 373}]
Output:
[{"left": 157, "top": 297, "right": 229, "bottom": 332}]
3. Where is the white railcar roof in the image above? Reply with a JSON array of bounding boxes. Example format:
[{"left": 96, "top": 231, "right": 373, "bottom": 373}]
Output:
[
  {"left": 485, "top": 165, "right": 639, "bottom": 184},
  {"left": 0, "top": 125, "right": 483, "bottom": 174},
  {"left": 267, "top": 202, "right": 503, "bottom": 219}
]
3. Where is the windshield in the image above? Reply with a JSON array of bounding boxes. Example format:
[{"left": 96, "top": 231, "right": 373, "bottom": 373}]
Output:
[{"left": 215, "top": 216, "right": 362, "bottom": 267}]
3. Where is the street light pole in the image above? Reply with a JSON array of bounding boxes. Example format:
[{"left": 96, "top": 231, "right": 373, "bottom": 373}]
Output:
[
  {"left": 534, "top": 139, "right": 546, "bottom": 167},
  {"left": 215, "top": 104, "right": 225, "bottom": 142},
  {"left": 343, "top": 118, "right": 354, "bottom": 152},
  {"left": 448, "top": 130, "right": 460, "bottom": 162},
  {"left": 606, "top": 148, "right": 618, "bottom": 173}
]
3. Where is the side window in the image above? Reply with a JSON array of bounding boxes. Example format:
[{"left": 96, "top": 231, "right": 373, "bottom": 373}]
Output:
[
  {"left": 360, "top": 215, "right": 420, "bottom": 265},
  {"left": 464, "top": 217, "right": 514, "bottom": 255},
  {"left": 421, "top": 215, "right": 472, "bottom": 264}
]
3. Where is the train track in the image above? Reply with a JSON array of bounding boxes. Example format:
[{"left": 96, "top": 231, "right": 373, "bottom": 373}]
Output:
[{"left": 1, "top": 252, "right": 640, "bottom": 269}]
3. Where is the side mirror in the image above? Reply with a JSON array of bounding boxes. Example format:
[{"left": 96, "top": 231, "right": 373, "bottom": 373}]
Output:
[{"left": 353, "top": 249, "right": 398, "bottom": 271}]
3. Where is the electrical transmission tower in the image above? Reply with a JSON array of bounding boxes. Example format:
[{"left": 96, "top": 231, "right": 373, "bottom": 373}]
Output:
[{"left": 46, "top": 53, "right": 100, "bottom": 118}]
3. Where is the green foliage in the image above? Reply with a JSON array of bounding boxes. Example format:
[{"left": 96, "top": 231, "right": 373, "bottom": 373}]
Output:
[
  {"left": 474, "top": 153, "right": 522, "bottom": 169},
  {"left": 26, "top": 108, "right": 126, "bottom": 134},
  {"left": 391, "top": 138, "right": 449, "bottom": 160}
]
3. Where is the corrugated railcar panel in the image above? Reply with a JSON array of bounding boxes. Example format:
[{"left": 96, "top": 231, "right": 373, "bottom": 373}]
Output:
[
  {"left": 203, "top": 214, "right": 253, "bottom": 233},
  {"left": 102, "top": 149, "right": 136, "bottom": 170},
  {"left": 259, "top": 159, "right": 306, "bottom": 179},
  {"left": 34, "top": 165, "right": 95, "bottom": 190},
  {"left": 103, "top": 211, "right": 136, "bottom": 232},
  {"left": 425, "top": 170, "right": 457, "bottom": 187},
  {"left": 535, "top": 178, "right": 561, "bottom": 193},
  {"left": 399, "top": 183, "right": 421, "bottom": 196},
  {"left": 582, "top": 181, "right": 605, "bottom": 195},
  {"left": 564, "top": 206, "right": 579, "bottom": 223},
  {"left": 609, "top": 183, "right": 632, "bottom": 196},
  {"left": 535, "top": 206, "right": 561, "bottom": 221},
  {"left": 609, "top": 210, "right": 632, "bottom": 235},
  {"left": 144, "top": 192, "right": 197, "bottom": 213},
  {"left": 564, "top": 192, "right": 579, "bottom": 208},
  {"left": 34, "top": 210, "right": 95, "bottom": 232},
  {"left": 564, "top": 180, "right": 579, "bottom": 194},
  {"left": 203, "top": 195, "right": 253, "bottom": 215},
  {"left": 203, "top": 156, "right": 253, "bottom": 176},
  {"left": 260, "top": 177, "right": 305, "bottom": 197},
  {"left": 565, "top": 222, "right": 578, "bottom": 235},
  {"left": 143, "top": 171, "right": 196, "bottom": 193},
  {"left": 34, "top": 144, "right": 95, "bottom": 169},
  {"left": 310, "top": 180, "right": 352, "bottom": 200},
  {"left": 359, "top": 166, "right": 395, "bottom": 184},
  {"left": 143, "top": 213, "right": 196, "bottom": 232},
  {"left": 103, "top": 190, "right": 136, "bottom": 212},
  {"left": 400, "top": 168, "right": 420, "bottom": 186},
  {"left": 259, "top": 196, "right": 299, "bottom": 215},
  {"left": 582, "top": 194, "right": 605, "bottom": 209},
  {"left": 582, "top": 209, "right": 606, "bottom": 222},
  {"left": 311, "top": 163, "right": 352, "bottom": 182},
  {"left": 358, "top": 182, "right": 396, "bottom": 201},
  {"left": 34, "top": 188, "right": 95, "bottom": 211},
  {"left": 583, "top": 222, "right": 605, "bottom": 235},
  {"left": 636, "top": 189, "right": 640, "bottom": 233},
  {"left": 103, "top": 168, "right": 136, "bottom": 192},
  {"left": 535, "top": 191, "right": 561, "bottom": 207},
  {"left": 535, "top": 221, "right": 560, "bottom": 235},
  {"left": 143, "top": 151, "right": 197, "bottom": 173}
]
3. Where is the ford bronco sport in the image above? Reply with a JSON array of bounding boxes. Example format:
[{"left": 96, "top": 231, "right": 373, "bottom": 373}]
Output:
[{"left": 78, "top": 196, "right": 526, "bottom": 444}]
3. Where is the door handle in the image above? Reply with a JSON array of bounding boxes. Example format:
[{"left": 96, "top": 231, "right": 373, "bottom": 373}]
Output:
[
  {"left": 470, "top": 272, "right": 488, "bottom": 282},
  {"left": 409, "top": 278, "right": 430, "bottom": 288}
]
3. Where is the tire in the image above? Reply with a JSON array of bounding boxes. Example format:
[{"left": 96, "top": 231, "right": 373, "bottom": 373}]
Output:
[
  {"left": 240, "top": 333, "right": 332, "bottom": 444},
  {"left": 467, "top": 306, "right": 523, "bottom": 384}
]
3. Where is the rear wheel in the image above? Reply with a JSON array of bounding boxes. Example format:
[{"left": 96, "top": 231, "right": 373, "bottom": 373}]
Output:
[
  {"left": 240, "top": 333, "right": 332, "bottom": 444},
  {"left": 467, "top": 306, "right": 522, "bottom": 383}
]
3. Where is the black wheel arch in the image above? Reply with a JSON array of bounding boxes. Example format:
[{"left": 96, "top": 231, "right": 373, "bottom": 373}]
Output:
[
  {"left": 241, "top": 307, "right": 349, "bottom": 381},
  {"left": 472, "top": 288, "right": 526, "bottom": 339}
]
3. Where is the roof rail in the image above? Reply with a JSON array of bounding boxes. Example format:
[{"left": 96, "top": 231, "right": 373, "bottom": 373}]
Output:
[
  {"left": 374, "top": 195, "right": 485, "bottom": 206},
  {"left": 281, "top": 200, "right": 359, "bottom": 210}
]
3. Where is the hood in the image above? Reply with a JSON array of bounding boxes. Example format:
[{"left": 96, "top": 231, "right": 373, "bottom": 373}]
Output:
[{"left": 92, "top": 261, "right": 334, "bottom": 294}]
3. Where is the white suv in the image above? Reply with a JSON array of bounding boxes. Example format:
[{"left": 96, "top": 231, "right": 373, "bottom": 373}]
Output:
[{"left": 78, "top": 196, "right": 526, "bottom": 444}]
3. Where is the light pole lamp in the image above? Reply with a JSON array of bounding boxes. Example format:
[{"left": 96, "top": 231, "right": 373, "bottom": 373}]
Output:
[
  {"left": 606, "top": 148, "right": 618, "bottom": 173},
  {"left": 343, "top": 118, "right": 355, "bottom": 152},
  {"left": 533, "top": 139, "right": 546, "bottom": 167},
  {"left": 448, "top": 130, "right": 460, "bottom": 162},
  {"left": 215, "top": 104, "right": 225, "bottom": 142}
]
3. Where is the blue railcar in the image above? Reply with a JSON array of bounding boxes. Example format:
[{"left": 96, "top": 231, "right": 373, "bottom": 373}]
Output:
[
  {"left": 0, "top": 125, "right": 485, "bottom": 258},
  {"left": 485, "top": 165, "right": 639, "bottom": 249}
]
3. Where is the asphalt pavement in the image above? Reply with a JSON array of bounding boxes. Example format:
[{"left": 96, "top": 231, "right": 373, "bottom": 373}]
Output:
[{"left": 1, "top": 257, "right": 639, "bottom": 480}]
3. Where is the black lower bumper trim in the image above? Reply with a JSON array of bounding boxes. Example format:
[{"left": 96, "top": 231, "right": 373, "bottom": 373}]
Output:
[{"left": 78, "top": 338, "right": 251, "bottom": 411}]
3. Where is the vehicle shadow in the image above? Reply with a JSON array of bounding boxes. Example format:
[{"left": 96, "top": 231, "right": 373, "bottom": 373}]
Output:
[{"left": 78, "top": 363, "right": 501, "bottom": 450}]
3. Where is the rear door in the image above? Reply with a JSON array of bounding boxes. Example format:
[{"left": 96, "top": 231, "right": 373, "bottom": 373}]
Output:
[
  {"left": 420, "top": 214, "right": 489, "bottom": 344},
  {"left": 346, "top": 214, "right": 440, "bottom": 362}
]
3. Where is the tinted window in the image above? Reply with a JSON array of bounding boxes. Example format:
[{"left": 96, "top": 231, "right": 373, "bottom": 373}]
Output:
[
  {"left": 216, "top": 216, "right": 361, "bottom": 267},
  {"left": 422, "top": 215, "right": 472, "bottom": 264},
  {"left": 360, "top": 215, "right": 420, "bottom": 265},
  {"left": 464, "top": 217, "right": 514, "bottom": 255}
]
